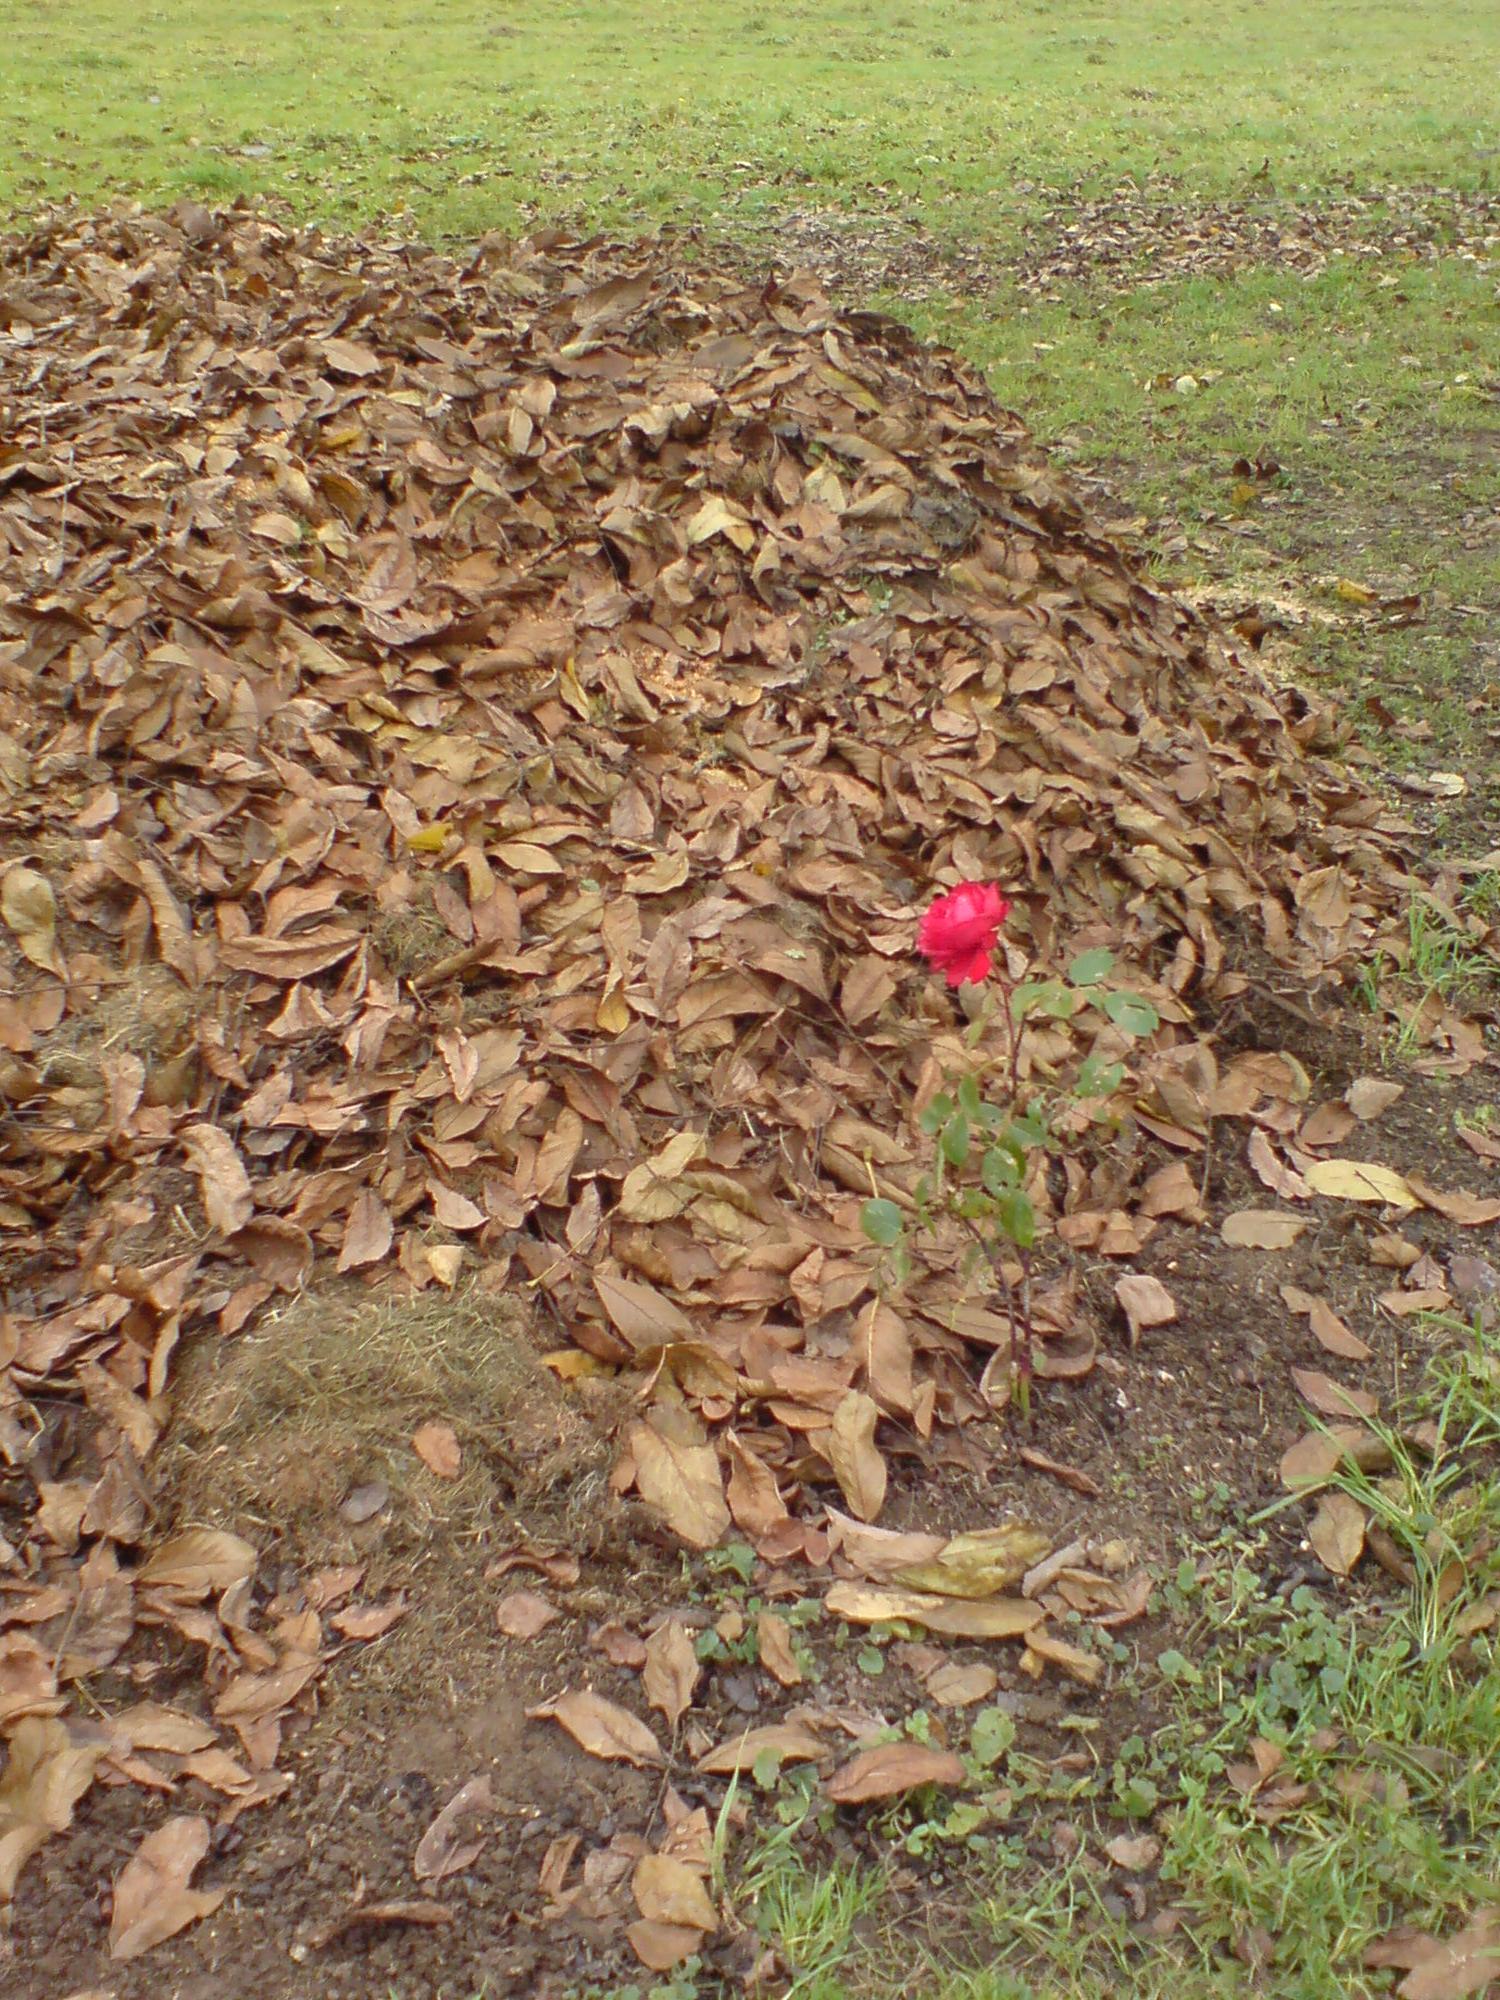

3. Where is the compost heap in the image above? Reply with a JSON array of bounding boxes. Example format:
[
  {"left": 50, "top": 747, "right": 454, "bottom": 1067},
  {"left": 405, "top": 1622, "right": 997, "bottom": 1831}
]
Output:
[{"left": 0, "top": 204, "right": 1483, "bottom": 1864}]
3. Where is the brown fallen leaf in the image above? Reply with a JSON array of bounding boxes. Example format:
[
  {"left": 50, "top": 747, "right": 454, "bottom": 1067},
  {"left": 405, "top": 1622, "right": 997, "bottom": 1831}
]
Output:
[
  {"left": 723, "top": 1431, "right": 788, "bottom": 1537},
  {"left": 827, "top": 1389, "right": 887, "bottom": 1523},
  {"left": 331, "top": 1595, "right": 409, "bottom": 1640},
  {"left": 1394, "top": 1909, "right": 1500, "bottom": 2000},
  {"left": 488, "top": 1545, "right": 581, "bottom": 1587},
  {"left": 1290, "top": 1367, "right": 1379, "bottom": 1420},
  {"left": 179, "top": 1124, "right": 255, "bottom": 1236},
  {"left": 109, "top": 1816, "right": 226, "bottom": 1960},
  {"left": 596, "top": 1268, "right": 695, "bottom": 1346},
  {"left": 0, "top": 864, "right": 65, "bottom": 977},
  {"left": 592, "top": 1621, "right": 648, "bottom": 1668},
  {"left": 0, "top": 1717, "right": 103, "bottom": 1902},
  {"left": 853, "top": 1297, "right": 915, "bottom": 1418},
  {"left": 643, "top": 1618, "right": 700, "bottom": 1727},
  {"left": 529, "top": 1690, "right": 665, "bottom": 1768},
  {"left": 411, "top": 1420, "right": 462, "bottom": 1480},
  {"left": 1281, "top": 1425, "right": 1393, "bottom": 1489},
  {"left": 1405, "top": 1178, "right": 1500, "bottom": 1228},
  {"left": 1300, "top": 1099, "right": 1358, "bottom": 1150},
  {"left": 495, "top": 1590, "right": 559, "bottom": 1639},
  {"left": 1113, "top": 1273, "right": 1177, "bottom": 1346},
  {"left": 338, "top": 1188, "right": 394, "bottom": 1271},
  {"left": 1379, "top": 1286, "right": 1454, "bottom": 1317},
  {"left": 924, "top": 1659, "right": 999, "bottom": 1706},
  {"left": 696, "top": 1723, "right": 829, "bottom": 1775},
  {"left": 632, "top": 1852, "right": 718, "bottom": 1932},
  {"left": 628, "top": 1917, "right": 708, "bottom": 1972},
  {"left": 629, "top": 1410, "right": 730, "bottom": 1549},
  {"left": 1370, "top": 1229, "right": 1421, "bottom": 1271},
  {"left": 413, "top": 1776, "right": 493, "bottom": 1882},
  {"left": 1221, "top": 1209, "right": 1307, "bottom": 1250},
  {"left": 1280, "top": 1285, "right": 1373, "bottom": 1362},
  {"left": 1346, "top": 1078, "right": 1404, "bottom": 1121},
  {"left": 338, "top": 1480, "right": 390, "bottom": 1526},
  {"left": 308, "top": 1899, "right": 453, "bottom": 1949},
  {"left": 756, "top": 1611, "right": 803, "bottom": 1688},
  {"left": 1308, "top": 1491, "right": 1366, "bottom": 1578},
  {"left": 825, "top": 1744, "right": 965, "bottom": 1803},
  {"left": 136, "top": 1529, "right": 257, "bottom": 1596},
  {"left": 1248, "top": 1126, "right": 1311, "bottom": 1201},
  {"left": 824, "top": 1510, "right": 947, "bottom": 1580},
  {"left": 1019, "top": 1447, "right": 1103, "bottom": 1497},
  {"left": 1104, "top": 1832, "right": 1161, "bottom": 1870},
  {"left": 1024, "top": 1626, "right": 1104, "bottom": 1686}
]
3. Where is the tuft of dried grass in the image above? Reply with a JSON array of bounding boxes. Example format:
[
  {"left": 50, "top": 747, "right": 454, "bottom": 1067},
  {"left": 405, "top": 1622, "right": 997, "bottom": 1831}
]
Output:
[
  {"left": 35, "top": 962, "right": 201, "bottom": 1110},
  {"left": 162, "top": 1279, "right": 625, "bottom": 1568}
]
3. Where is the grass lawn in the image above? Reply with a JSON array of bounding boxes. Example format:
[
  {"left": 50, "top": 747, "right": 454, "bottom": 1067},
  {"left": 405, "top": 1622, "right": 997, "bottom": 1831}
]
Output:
[{"left": 5, "top": 5, "right": 1498, "bottom": 1996}]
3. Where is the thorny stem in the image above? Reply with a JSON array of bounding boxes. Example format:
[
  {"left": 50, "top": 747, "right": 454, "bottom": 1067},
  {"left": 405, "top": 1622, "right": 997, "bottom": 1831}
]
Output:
[
  {"left": 1016, "top": 1243, "right": 1035, "bottom": 1420},
  {"left": 995, "top": 974, "right": 1023, "bottom": 1107},
  {"left": 953, "top": 975, "right": 1035, "bottom": 1418}
]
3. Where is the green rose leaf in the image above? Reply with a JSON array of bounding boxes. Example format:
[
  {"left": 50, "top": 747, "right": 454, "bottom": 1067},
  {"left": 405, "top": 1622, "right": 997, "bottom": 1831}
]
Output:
[
  {"left": 981, "top": 1143, "right": 1022, "bottom": 1194},
  {"left": 940, "top": 1111, "right": 971, "bottom": 1169},
  {"left": 919, "top": 1092, "right": 955, "bottom": 1136},
  {"left": 1075, "top": 1053, "right": 1125, "bottom": 1099},
  {"left": 997, "top": 1187, "right": 1037, "bottom": 1249},
  {"left": 861, "top": 1197, "right": 904, "bottom": 1246},
  {"left": 1101, "top": 989, "right": 1160, "bottom": 1038},
  {"left": 1067, "top": 947, "right": 1115, "bottom": 987}
]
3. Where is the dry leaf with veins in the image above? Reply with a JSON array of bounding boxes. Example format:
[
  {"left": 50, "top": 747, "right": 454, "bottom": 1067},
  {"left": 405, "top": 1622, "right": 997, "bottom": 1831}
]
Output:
[
  {"left": 642, "top": 1619, "right": 700, "bottom": 1726},
  {"left": 109, "top": 1816, "right": 225, "bottom": 1960},
  {"left": 529, "top": 1691, "right": 664, "bottom": 1768}
]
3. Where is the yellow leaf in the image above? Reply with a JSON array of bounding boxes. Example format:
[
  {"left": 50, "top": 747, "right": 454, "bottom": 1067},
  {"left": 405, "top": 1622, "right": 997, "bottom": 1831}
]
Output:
[
  {"left": 892, "top": 1523, "right": 1052, "bottom": 1600},
  {"left": 596, "top": 986, "right": 632, "bottom": 1034},
  {"left": 405, "top": 825, "right": 449, "bottom": 853},
  {"left": 540, "top": 1349, "right": 614, "bottom": 1382},
  {"left": 825, "top": 1582, "right": 1044, "bottom": 1640},
  {"left": 1303, "top": 1159, "right": 1417, "bottom": 1210}
]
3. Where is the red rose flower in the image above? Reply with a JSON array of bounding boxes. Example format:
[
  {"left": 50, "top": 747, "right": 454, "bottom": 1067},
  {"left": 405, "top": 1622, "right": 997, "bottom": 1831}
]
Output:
[{"left": 917, "top": 881, "right": 1011, "bottom": 988}]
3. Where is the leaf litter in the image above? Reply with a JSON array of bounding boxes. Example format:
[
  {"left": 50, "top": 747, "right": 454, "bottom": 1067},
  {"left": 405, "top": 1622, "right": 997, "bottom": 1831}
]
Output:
[{"left": 0, "top": 202, "right": 1495, "bottom": 1971}]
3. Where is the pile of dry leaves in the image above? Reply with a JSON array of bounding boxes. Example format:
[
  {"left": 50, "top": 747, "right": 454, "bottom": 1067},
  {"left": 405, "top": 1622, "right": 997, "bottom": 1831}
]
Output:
[{"left": 0, "top": 202, "right": 1494, "bottom": 1958}]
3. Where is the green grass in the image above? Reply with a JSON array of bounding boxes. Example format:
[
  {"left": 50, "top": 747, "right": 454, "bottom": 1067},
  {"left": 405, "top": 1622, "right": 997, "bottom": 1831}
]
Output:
[
  {"left": 1357, "top": 892, "right": 1500, "bottom": 1053},
  {"left": 5, "top": 0, "right": 1496, "bottom": 235}
]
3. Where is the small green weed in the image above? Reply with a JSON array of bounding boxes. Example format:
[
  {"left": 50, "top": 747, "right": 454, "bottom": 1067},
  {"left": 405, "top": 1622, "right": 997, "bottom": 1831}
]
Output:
[{"left": 1357, "top": 895, "right": 1500, "bottom": 1055}]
